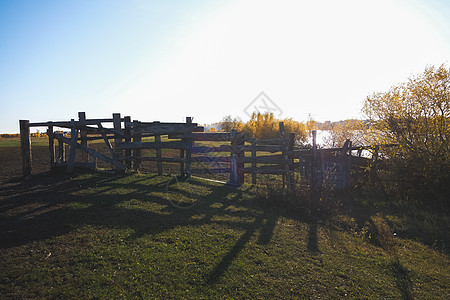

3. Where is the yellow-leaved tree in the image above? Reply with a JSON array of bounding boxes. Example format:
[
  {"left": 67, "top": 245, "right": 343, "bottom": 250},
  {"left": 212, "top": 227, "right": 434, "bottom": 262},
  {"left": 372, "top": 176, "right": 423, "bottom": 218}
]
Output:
[
  {"left": 242, "top": 112, "right": 307, "bottom": 144},
  {"left": 363, "top": 64, "right": 449, "bottom": 207}
]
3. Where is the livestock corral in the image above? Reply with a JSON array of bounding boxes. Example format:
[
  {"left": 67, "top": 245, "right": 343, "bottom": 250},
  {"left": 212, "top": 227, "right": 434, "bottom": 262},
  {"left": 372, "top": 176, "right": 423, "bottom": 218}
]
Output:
[{"left": 19, "top": 112, "right": 373, "bottom": 189}]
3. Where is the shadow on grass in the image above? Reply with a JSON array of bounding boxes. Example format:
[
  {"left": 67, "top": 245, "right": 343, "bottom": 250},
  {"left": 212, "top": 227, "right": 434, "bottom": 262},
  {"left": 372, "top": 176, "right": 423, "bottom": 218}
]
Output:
[
  {"left": 391, "top": 259, "right": 412, "bottom": 300},
  {"left": 307, "top": 221, "right": 320, "bottom": 253},
  {"left": 0, "top": 171, "right": 282, "bottom": 287},
  {"left": 207, "top": 215, "right": 265, "bottom": 284}
]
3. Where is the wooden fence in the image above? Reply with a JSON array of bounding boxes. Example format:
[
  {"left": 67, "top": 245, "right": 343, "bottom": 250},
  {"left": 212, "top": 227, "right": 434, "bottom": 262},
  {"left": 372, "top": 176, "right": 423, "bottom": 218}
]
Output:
[{"left": 19, "top": 112, "right": 370, "bottom": 189}]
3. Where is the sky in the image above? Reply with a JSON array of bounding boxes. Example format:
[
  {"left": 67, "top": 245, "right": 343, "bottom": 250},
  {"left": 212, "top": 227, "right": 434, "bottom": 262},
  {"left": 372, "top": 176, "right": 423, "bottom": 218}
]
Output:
[{"left": 0, "top": 0, "right": 449, "bottom": 133}]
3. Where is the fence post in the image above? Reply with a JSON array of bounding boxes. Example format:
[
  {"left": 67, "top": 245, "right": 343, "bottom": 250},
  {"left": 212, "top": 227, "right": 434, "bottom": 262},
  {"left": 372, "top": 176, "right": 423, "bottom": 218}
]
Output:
[
  {"left": 251, "top": 139, "right": 256, "bottom": 184},
  {"left": 133, "top": 120, "right": 142, "bottom": 171},
  {"left": 179, "top": 144, "right": 185, "bottom": 176},
  {"left": 346, "top": 140, "right": 352, "bottom": 188},
  {"left": 230, "top": 131, "right": 245, "bottom": 185},
  {"left": 311, "top": 130, "right": 317, "bottom": 191},
  {"left": 67, "top": 119, "right": 78, "bottom": 173},
  {"left": 288, "top": 132, "right": 295, "bottom": 190},
  {"left": 78, "top": 112, "right": 88, "bottom": 163},
  {"left": 48, "top": 123, "right": 55, "bottom": 169},
  {"left": 279, "top": 122, "right": 290, "bottom": 189},
  {"left": 113, "top": 113, "right": 122, "bottom": 167},
  {"left": 229, "top": 129, "right": 238, "bottom": 186},
  {"left": 185, "top": 117, "right": 193, "bottom": 178},
  {"left": 124, "top": 116, "right": 132, "bottom": 170},
  {"left": 20, "top": 120, "right": 32, "bottom": 176},
  {"left": 58, "top": 135, "right": 65, "bottom": 164},
  {"left": 154, "top": 121, "right": 163, "bottom": 175}
]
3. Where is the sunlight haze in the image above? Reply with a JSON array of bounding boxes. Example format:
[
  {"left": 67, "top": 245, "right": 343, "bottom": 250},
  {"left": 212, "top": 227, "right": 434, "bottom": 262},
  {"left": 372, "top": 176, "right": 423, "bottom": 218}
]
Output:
[{"left": 0, "top": 0, "right": 449, "bottom": 132}]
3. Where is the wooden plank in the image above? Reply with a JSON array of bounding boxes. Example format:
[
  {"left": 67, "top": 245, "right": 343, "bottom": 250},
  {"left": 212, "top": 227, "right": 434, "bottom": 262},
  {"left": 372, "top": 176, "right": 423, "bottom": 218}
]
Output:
[
  {"left": 242, "top": 168, "right": 293, "bottom": 174},
  {"left": 78, "top": 112, "right": 88, "bottom": 163},
  {"left": 235, "top": 131, "right": 245, "bottom": 185},
  {"left": 120, "top": 156, "right": 185, "bottom": 163},
  {"left": 185, "top": 117, "right": 193, "bottom": 178},
  {"left": 131, "top": 121, "right": 200, "bottom": 127},
  {"left": 58, "top": 138, "right": 65, "bottom": 163},
  {"left": 55, "top": 133, "right": 126, "bottom": 171},
  {"left": 234, "top": 145, "right": 283, "bottom": 153},
  {"left": 179, "top": 146, "right": 185, "bottom": 176},
  {"left": 29, "top": 118, "right": 118, "bottom": 127},
  {"left": 80, "top": 125, "right": 123, "bottom": 136},
  {"left": 254, "top": 138, "right": 289, "bottom": 145},
  {"left": 279, "top": 122, "right": 289, "bottom": 188},
  {"left": 133, "top": 121, "right": 142, "bottom": 171},
  {"left": 48, "top": 125, "right": 55, "bottom": 168},
  {"left": 119, "top": 141, "right": 189, "bottom": 150},
  {"left": 113, "top": 113, "right": 122, "bottom": 163},
  {"left": 191, "top": 168, "right": 231, "bottom": 174},
  {"left": 192, "top": 145, "right": 232, "bottom": 153},
  {"left": 130, "top": 122, "right": 203, "bottom": 134},
  {"left": 238, "top": 157, "right": 292, "bottom": 164},
  {"left": 191, "top": 132, "right": 232, "bottom": 141},
  {"left": 84, "top": 135, "right": 114, "bottom": 141},
  {"left": 312, "top": 130, "right": 317, "bottom": 190},
  {"left": 251, "top": 140, "right": 256, "bottom": 184},
  {"left": 19, "top": 120, "right": 32, "bottom": 176},
  {"left": 97, "top": 123, "right": 116, "bottom": 158},
  {"left": 55, "top": 161, "right": 97, "bottom": 169},
  {"left": 66, "top": 120, "right": 78, "bottom": 173},
  {"left": 192, "top": 156, "right": 231, "bottom": 163},
  {"left": 155, "top": 132, "right": 163, "bottom": 175},
  {"left": 288, "top": 132, "right": 295, "bottom": 190},
  {"left": 124, "top": 116, "right": 132, "bottom": 170}
]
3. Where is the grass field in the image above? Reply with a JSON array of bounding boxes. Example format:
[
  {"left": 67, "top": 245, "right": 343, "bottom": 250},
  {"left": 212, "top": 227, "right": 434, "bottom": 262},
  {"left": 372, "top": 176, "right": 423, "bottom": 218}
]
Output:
[{"left": 0, "top": 137, "right": 449, "bottom": 298}]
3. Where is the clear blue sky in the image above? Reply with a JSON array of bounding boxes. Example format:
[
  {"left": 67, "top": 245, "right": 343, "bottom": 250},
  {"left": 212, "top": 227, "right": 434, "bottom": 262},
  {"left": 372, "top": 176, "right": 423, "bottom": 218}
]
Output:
[{"left": 1, "top": 0, "right": 449, "bottom": 133}]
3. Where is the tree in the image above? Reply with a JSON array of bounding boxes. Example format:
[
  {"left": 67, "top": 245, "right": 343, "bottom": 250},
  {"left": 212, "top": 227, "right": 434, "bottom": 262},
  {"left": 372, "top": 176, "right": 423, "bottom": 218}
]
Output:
[
  {"left": 220, "top": 115, "right": 242, "bottom": 132},
  {"left": 363, "top": 64, "right": 449, "bottom": 207},
  {"left": 242, "top": 112, "right": 307, "bottom": 143}
]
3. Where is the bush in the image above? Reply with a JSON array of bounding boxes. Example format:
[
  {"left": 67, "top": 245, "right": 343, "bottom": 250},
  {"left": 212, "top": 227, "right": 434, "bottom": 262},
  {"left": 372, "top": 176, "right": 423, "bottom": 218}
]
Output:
[{"left": 363, "top": 64, "right": 449, "bottom": 209}]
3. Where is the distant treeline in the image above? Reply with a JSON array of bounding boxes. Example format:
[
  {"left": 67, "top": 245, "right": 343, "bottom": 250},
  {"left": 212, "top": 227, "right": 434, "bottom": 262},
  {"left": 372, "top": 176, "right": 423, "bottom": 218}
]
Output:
[{"left": 1, "top": 131, "right": 67, "bottom": 138}]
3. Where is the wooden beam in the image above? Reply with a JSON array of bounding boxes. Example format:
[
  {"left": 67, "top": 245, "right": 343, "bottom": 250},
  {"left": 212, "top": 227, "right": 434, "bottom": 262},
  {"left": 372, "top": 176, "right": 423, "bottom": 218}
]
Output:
[
  {"left": 155, "top": 133, "right": 163, "bottom": 175},
  {"left": 190, "top": 132, "right": 232, "bottom": 141},
  {"left": 47, "top": 124, "right": 55, "bottom": 169},
  {"left": 113, "top": 113, "right": 122, "bottom": 165},
  {"left": 124, "top": 116, "right": 132, "bottom": 170},
  {"left": 191, "top": 168, "right": 231, "bottom": 174},
  {"left": 192, "top": 156, "right": 231, "bottom": 163},
  {"left": 119, "top": 156, "right": 185, "bottom": 163},
  {"left": 97, "top": 123, "right": 116, "bottom": 158},
  {"left": 19, "top": 120, "right": 32, "bottom": 176},
  {"left": 78, "top": 112, "right": 88, "bottom": 163},
  {"left": 119, "top": 141, "right": 189, "bottom": 150},
  {"left": 288, "top": 132, "right": 295, "bottom": 190},
  {"left": 67, "top": 119, "right": 78, "bottom": 173},
  {"left": 251, "top": 140, "right": 256, "bottom": 184},
  {"left": 58, "top": 136, "right": 65, "bottom": 163},
  {"left": 238, "top": 157, "right": 292, "bottom": 164},
  {"left": 192, "top": 145, "right": 232, "bottom": 153},
  {"left": 185, "top": 117, "right": 193, "bottom": 178},
  {"left": 312, "top": 130, "right": 317, "bottom": 191},
  {"left": 55, "top": 134, "right": 126, "bottom": 171},
  {"left": 133, "top": 120, "right": 142, "bottom": 171}
]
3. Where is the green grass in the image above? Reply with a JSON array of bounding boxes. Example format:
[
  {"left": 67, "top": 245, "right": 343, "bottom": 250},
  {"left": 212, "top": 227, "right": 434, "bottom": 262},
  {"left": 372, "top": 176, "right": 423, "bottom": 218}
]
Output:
[
  {"left": 0, "top": 136, "right": 50, "bottom": 147},
  {"left": 1, "top": 172, "right": 448, "bottom": 298}
]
